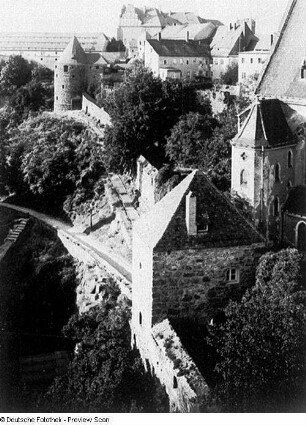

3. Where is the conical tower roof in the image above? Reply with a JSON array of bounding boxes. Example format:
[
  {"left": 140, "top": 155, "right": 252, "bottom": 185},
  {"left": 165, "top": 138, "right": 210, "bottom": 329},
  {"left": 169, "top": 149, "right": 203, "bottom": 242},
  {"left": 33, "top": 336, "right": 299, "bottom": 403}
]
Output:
[{"left": 59, "top": 36, "right": 88, "bottom": 65}]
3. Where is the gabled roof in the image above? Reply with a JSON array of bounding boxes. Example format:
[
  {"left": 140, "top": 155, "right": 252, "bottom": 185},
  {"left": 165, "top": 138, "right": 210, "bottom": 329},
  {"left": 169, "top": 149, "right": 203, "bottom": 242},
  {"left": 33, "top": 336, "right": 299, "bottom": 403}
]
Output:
[
  {"left": 283, "top": 186, "right": 306, "bottom": 216},
  {"left": 59, "top": 36, "right": 88, "bottom": 64},
  {"left": 147, "top": 39, "right": 210, "bottom": 58},
  {"left": 211, "top": 23, "right": 257, "bottom": 57},
  {"left": 233, "top": 99, "right": 297, "bottom": 148},
  {"left": 158, "top": 22, "right": 217, "bottom": 42},
  {"left": 133, "top": 170, "right": 264, "bottom": 250},
  {"left": 256, "top": 0, "right": 306, "bottom": 100}
]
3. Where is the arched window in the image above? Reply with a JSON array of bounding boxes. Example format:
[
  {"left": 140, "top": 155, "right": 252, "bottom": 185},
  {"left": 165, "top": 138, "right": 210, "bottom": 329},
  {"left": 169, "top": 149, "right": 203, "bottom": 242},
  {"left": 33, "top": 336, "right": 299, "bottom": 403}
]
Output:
[
  {"left": 288, "top": 150, "right": 293, "bottom": 168},
  {"left": 240, "top": 169, "right": 248, "bottom": 185},
  {"left": 274, "top": 197, "right": 280, "bottom": 217},
  {"left": 275, "top": 163, "right": 281, "bottom": 183},
  {"left": 296, "top": 222, "right": 306, "bottom": 252}
]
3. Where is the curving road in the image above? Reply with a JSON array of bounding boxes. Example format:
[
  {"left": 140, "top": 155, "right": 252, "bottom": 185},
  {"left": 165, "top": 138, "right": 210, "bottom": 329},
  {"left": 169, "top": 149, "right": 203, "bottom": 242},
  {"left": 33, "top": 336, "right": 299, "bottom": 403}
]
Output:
[{"left": 0, "top": 202, "right": 132, "bottom": 286}]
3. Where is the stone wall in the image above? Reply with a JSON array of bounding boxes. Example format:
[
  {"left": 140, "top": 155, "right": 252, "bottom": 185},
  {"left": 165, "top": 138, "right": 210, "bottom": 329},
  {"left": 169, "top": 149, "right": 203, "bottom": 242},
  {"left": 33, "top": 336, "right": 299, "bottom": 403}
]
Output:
[
  {"left": 54, "top": 63, "right": 86, "bottom": 112},
  {"left": 151, "top": 244, "right": 264, "bottom": 324},
  {"left": 82, "top": 93, "right": 111, "bottom": 126},
  {"left": 132, "top": 318, "right": 209, "bottom": 412}
]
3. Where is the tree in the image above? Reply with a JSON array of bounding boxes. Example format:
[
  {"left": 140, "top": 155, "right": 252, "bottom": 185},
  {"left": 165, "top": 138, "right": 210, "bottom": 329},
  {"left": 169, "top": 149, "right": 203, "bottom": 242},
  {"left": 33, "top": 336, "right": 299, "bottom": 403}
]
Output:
[
  {"left": 106, "top": 37, "right": 126, "bottom": 52},
  {"left": 41, "top": 287, "right": 169, "bottom": 413},
  {"left": 0, "top": 55, "right": 32, "bottom": 95},
  {"left": 103, "top": 64, "right": 211, "bottom": 174},
  {"left": 219, "top": 62, "right": 238, "bottom": 85},
  {"left": 208, "top": 249, "right": 306, "bottom": 412},
  {"left": 165, "top": 112, "right": 218, "bottom": 167}
]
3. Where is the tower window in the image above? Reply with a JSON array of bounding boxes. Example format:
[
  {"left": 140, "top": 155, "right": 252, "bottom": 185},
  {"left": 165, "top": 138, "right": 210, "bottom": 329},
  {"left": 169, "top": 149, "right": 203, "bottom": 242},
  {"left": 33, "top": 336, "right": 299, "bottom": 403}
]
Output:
[
  {"left": 226, "top": 268, "right": 239, "bottom": 283},
  {"left": 274, "top": 163, "right": 281, "bottom": 182},
  {"left": 139, "top": 312, "right": 142, "bottom": 325},
  {"left": 62, "top": 85, "right": 64, "bottom": 89},
  {"left": 64, "top": 65, "right": 68, "bottom": 72},
  {"left": 173, "top": 376, "right": 178, "bottom": 389},
  {"left": 273, "top": 197, "right": 280, "bottom": 217},
  {"left": 288, "top": 150, "right": 293, "bottom": 168},
  {"left": 240, "top": 169, "right": 248, "bottom": 185}
]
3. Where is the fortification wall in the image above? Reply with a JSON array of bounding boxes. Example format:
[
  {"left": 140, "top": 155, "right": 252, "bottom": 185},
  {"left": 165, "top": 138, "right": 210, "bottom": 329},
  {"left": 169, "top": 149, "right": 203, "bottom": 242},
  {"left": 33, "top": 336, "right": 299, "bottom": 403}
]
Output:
[
  {"left": 82, "top": 93, "right": 111, "bottom": 126},
  {"left": 151, "top": 244, "right": 264, "bottom": 324}
]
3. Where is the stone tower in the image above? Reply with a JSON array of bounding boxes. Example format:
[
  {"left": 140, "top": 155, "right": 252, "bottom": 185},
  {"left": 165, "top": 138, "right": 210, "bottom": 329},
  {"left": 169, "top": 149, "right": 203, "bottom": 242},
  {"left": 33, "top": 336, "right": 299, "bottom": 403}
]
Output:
[
  {"left": 231, "top": 99, "right": 298, "bottom": 240},
  {"left": 54, "top": 36, "right": 88, "bottom": 112}
]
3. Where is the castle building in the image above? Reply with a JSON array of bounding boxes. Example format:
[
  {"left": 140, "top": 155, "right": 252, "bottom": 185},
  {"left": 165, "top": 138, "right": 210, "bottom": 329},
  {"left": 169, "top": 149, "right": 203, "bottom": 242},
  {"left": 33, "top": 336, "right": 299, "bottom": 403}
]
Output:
[
  {"left": 0, "top": 32, "right": 109, "bottom": 70},
  {"left": 54, "top": 36, "right": 123, "bottom": 112},
  {"left": 210, "top": 19, "right": 258, "bottom": 80},
  {"left": 131, "top": 169, "right": 265, "bottom": 410},
  {"left": 231, "top": 0, "right": 306, "bottom": 246},
  {"left": 144, "top": 38, "right": 211, "bottom": 80}
]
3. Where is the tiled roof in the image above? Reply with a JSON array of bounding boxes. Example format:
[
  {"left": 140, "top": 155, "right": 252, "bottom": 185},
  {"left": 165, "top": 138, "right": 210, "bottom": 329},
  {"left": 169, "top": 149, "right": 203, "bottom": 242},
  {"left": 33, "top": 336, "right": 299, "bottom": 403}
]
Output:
[
  {"left": 0, "top": 32, "right": 109, "bottom": 52},
  {"left": 158, "top": 23, "right": 217, "bottom": 41},
  {"left": 256, "top": 0, "right": 306, "bottom": 100},
  {"left": 58, "top": 36, "right": 88, "bottom": 65},
  {"left": 147, "top": 39, "right": 210, "bottom": 58},
  {"left": 233, "top": 99, "right": 297, "bottom": 148},
  {"left": 211, "top": 23, "right": 257, "bottom": 57},
  {"left": 283, "top": 186, "right": 306, "bottom": 216},
  {"left": 133, "top": 170, "right": 264, "bottom": 250}
]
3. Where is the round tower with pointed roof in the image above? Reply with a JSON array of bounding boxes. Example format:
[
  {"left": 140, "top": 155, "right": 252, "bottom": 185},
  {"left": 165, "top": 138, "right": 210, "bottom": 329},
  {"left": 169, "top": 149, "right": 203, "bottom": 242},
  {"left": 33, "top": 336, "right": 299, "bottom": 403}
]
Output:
[{"left": 54, "top": 36, "right": 88, "bottom": 112}]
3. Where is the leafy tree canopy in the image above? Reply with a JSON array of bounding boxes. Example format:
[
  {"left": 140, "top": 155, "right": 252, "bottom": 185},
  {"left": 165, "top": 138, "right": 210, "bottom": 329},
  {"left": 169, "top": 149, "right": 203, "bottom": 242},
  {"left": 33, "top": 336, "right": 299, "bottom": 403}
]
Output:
[
  {"left": 106, "top": 37, "right": 126, "bottom": 52},
  {"left": 0, "top": 55, "right": 33, "bottom": 95},
  {"left": 208, "top": 248, "right": 306, "bottom": 412},
  {"left": 103, "top": 64, "right": 211, "bottom": 174},
  {"left": 219, "top": 62, "right": 238, "bottom": 86},
  {"left": 42, "top": 286, "right": 169, "bottom": 413}
]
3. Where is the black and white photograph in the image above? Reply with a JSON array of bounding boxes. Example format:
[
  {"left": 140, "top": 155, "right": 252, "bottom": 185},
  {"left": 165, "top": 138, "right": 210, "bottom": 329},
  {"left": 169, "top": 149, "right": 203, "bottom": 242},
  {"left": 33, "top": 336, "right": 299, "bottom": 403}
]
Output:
[{"left": 0, "top": 0, "right": 305, "bottom": 420}]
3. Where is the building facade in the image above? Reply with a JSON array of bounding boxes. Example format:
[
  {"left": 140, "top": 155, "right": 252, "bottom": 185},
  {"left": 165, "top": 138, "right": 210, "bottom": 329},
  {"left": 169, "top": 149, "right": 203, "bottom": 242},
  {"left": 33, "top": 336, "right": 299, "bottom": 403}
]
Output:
[{"left": 144, "top": 38, "right": 211, "bottom": 80}]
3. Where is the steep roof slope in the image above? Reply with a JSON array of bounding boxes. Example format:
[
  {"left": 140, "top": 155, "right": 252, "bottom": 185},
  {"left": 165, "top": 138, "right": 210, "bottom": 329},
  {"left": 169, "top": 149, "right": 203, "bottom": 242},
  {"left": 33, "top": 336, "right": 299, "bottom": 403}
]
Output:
[
  {"left": 147, "top": 39, "right": 211, "bottom": 57},
  {"left": 211, "top": 23, "right": 257, "bottom": 57},
  {"left": 233, "top": 99, "right": 297, "bottom": 148},
  {"left": 158, "top": 23, "right": 217, "bottom": 41},
  {"left": 59, "top": 36, "right": 88, "bottom": 64},
  {"left": 256, "top": 0, "right": 306, "bottom": 99},
  {"left": 133, "top": 170, "right": 264, "bottom": 250}
]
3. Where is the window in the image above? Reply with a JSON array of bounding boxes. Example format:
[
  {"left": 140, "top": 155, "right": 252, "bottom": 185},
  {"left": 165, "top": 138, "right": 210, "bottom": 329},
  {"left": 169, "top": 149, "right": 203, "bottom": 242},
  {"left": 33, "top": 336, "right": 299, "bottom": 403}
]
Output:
[
  {"left": 250, "top": 58, "right": 253, "bottom": 64},
  {"left": 64, "top": 65, "right": 68, "bottom": 72},
  {"left": 163, "top": 59, "right": 167, "bottom": 65},
  {"left": 296, "top": 222, "right": 306, "bottom": 252},
  {"left": 56, "top": 96, "right": 58, "bottom": 100},
  {"left": 288, "top": 150, "right": 293, "bottom": 168},
  {"left": 274, "top": 163, "right": 281, "bottom": 182},
  {"left": 258, "top": 58, "right": 262, "bottom": 64},
  {"left": 241, "top": 58, "right": 245, "bottom": 64},
  {"left": 62, "top": 85, "right": 64, "bottom": 89},
  {"left": 240, "top": 169, "right": 248, "bottom": 185},
  {"left": 186, "top": 59, "right": 189, "bottom": 64},
  {"left": 273, "top": 197, "right": 280, "bottom": 217},
  {"left": 55, "top": 58, "right": 57, "bottom": 61},
  {"left": 215, "top": 60, "right": 218, "bottom": 65},
  {"left": 242, "top": 72, "right": 246, "bottom": 79},
  {"left": 226, "top": 268, "right": 239, "bottom": 283},
  {"left": 139, "top": 312, "right": 142, "bottom": 325},
  {"left": 139, "top": 262, "right": 142, "bottom": 269},
  {"left": 56, "top": 74, "right": 58, "bottom": 78},
  {"left": 173, "top": 376, "right": 178, "bottom": 389},
  {"left": 55, "top": 65, "right": 57, "bottom": 69}
]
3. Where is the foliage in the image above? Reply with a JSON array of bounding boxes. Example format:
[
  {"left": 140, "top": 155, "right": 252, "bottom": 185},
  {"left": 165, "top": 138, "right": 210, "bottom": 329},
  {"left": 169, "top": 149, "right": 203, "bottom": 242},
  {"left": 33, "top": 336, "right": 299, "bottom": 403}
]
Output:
[
  {"left": 219, "top": 62, "right": 238, "bottom": 85},
  {"left": 103, "top": 64, "right": 211, "bottom": 174},
  {"left": 165, "top": 105, "right": 237, "bottom": 191},
  {"left": 0, "top": 115, "right": 105, "bottom": 214},
  {"left": 165, "top": 112, "right": 218, "bottom": 167},
  {"left": 208, "top": 249, "right": 306, "bottom": 412},
  {"left": 42, "top": 289, "right": 169, "bottom": 413},
  {"left": 106, "top": 37, "right": 126, "bottom": 52},
  {"left": 0, "top": 55, "right": 32, "bottom": 95}
]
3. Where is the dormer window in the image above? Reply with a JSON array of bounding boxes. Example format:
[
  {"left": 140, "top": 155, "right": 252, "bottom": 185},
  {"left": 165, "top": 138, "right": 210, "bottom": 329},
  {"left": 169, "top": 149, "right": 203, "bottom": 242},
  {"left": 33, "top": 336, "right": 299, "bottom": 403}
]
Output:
[{"left": 197, "top": 211, "right": 210, "bottom": 234}]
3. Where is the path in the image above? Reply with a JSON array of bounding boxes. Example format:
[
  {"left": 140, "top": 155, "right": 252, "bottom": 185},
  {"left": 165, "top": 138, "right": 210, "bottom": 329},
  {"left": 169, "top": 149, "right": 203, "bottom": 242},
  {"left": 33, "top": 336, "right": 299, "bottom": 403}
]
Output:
[{"left": 0, "top": 202, "right": 132, "bottom": 287}]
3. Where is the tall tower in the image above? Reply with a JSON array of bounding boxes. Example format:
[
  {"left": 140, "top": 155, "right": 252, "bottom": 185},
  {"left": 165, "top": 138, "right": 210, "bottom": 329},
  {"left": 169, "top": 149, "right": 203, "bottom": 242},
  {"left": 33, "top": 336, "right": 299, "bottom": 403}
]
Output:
[
  {"left": 231, "top": 99, "right": 297, "bottom": 241},
  {"left": 54, "top": 36, "right": 88, "bottom": 112}
]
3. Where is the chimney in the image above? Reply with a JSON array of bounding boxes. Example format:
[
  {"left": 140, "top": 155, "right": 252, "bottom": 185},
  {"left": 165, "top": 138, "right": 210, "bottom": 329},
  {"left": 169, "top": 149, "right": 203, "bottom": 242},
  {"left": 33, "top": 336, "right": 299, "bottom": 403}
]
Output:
[
  {"left": 270, "top": 33, "right": 274, "bottom": 46},
  {"left": 186, "top": 31, "right": 190, "bottom": 42},
  {"left": 186, "top": 191, "right": 197, "bottom": 236}
]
